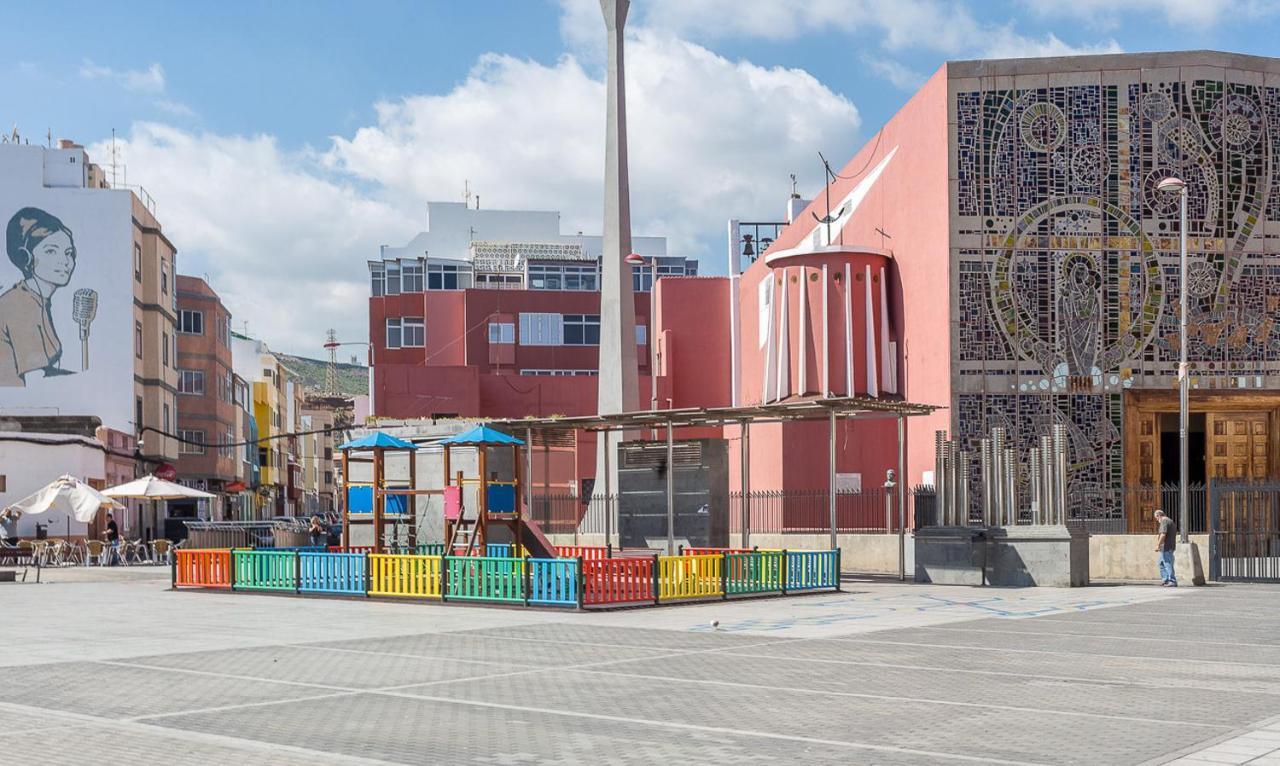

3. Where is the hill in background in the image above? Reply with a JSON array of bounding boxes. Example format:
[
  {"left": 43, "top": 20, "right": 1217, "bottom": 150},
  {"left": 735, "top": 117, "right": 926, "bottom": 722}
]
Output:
[{"left": 278, "top": 353, "right": 368, "bottom": 397}]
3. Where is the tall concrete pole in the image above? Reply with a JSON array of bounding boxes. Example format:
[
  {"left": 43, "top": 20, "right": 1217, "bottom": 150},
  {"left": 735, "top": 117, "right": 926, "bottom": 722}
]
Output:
[{"left": 593, "top": 0, "right": 640, "bottom": 522}]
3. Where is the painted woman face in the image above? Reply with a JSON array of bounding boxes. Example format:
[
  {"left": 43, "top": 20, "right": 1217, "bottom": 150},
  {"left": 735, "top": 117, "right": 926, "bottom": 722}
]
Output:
[{"left": 30, "top": 230, "right": 75, "bottom": 287}]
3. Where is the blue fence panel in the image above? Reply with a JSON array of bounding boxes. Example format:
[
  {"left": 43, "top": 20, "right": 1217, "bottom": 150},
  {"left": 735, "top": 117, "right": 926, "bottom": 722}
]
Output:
[
  {"left": 299, "top": 552, "right": 367, "bottom": 594},
  {"left": 261, "top": 546, "right": 327, "bottom": 553},
  {"left": 529, "top": 558, "right": 579, "bottom": 606},
  {"left": 786, "top": 550, "right": 839, "bottom": 591},
  {"left": 485, "top": 543, "right": 514, "bottom": 558}
]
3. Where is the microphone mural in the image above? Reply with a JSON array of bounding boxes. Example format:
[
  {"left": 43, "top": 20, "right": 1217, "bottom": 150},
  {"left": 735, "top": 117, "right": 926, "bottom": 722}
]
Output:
[
  {"left": 0, "top": 206, "right": 81, "bottom": 386},
  {"left": 73, "top": 287, "right": 97, "bottom": 371}
]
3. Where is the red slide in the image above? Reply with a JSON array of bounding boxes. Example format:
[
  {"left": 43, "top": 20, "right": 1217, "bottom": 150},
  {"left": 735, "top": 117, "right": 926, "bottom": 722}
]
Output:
[{"left": 514, "top": 518, "right": 557, "bottom": 559}]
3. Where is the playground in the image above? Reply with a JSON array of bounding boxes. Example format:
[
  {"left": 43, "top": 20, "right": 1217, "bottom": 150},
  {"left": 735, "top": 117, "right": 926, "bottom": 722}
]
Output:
[{"left": 173, "top": 426, "right": 840, "bottom": 608}]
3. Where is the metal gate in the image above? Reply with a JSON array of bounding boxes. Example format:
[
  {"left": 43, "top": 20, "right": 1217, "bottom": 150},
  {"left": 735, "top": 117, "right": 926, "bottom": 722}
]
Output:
[{"left": 1210, "top": 481, "right": 1280, "bottom": 582}]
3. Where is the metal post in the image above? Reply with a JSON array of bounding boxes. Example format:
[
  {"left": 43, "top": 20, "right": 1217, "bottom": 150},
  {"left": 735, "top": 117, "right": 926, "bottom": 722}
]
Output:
[
  {"left": 897, "top": 415, "right": 906, "bottom": 581},
  {"left": 1040, "top": 435, "right": 1053, "bottom": 526},
  {"left": 1004, "top": 447, "right": 1016, "bottom": 526},
  {"left": 957, "top": 450, "right": 970, "bottom": 527},
  {"left": 666, "top": 420, "right": 675, "bottom": 555},
  {"left": 1029, "top": 447, "right": 1041, "bottom": 525},
  {"left": 947, "top": 441, "right": 959, "bottom": 527},
  {"left": 1178, "top": 185, "right": 1190, "bottom": 543},
  {"left": 828, "top": 409, "right": 838, "bottom": 550},
  {"left": 934, "top": 431, "right": 946, "bottom": 526},
  {"left": 991, "top": 428, "right": 1004, "bottom": 526},
  {"left": 650, "top": 259, "right": 658, "bottom": 413},
  {"left": 525, "top": 427, "right": 534, "bottom": 536},
  {"left": 603, "top": 430, "right": 612, "bottom": 548},
  {"left": 1053, "top": 424, "right": 1068, "bottom": 527},
  {"left": 740, "top": 420, "right": 750, "bottom": 549}
]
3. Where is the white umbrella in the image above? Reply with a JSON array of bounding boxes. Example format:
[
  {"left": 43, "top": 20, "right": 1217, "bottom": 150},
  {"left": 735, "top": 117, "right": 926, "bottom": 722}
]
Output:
[
  {"left": 102, "top": 476, "right": 215, "bottom": 501},
  {"left": 3, "top": 474, "right": 123, "bottom": 523},
  {"left": 103, "top": 476, "right": 215, "bottom": 542}
]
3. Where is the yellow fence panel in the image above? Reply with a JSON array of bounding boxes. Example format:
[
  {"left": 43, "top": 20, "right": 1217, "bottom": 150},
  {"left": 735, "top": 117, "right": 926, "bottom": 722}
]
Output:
[
  {"left": 368, "top": 554, "right": 442, "bottom": 599},
  {"left": 657, "top": 554, "right": 723, "bottom": 600}
]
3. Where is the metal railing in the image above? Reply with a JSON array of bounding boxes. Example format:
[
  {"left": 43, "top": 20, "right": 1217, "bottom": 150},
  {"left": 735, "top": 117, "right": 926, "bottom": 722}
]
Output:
[
  {"left": 528, "top": 493, "right": 616, "bottom": 535},
  {"left": 729, "top": 488, "right": 919, "bottom": 534},
  {"left": 183, "top": 520, "right": 312, "bottom": 549}
]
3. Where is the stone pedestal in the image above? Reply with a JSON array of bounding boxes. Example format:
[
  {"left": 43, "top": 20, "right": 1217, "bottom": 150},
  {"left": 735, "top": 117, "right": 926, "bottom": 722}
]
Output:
[
  {"left": 985, "top": 524, "right": 1090, "bottom": 587},
  {"left": 915, "top": 524, "right": 1090, "bottom": 587},
  {"left": 914, "top": 526, "right": 986, "bottom": 585}
]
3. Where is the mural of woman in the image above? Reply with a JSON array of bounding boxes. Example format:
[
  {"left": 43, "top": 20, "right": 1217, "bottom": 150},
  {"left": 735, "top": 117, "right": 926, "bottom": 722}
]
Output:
[{"left": 0, "top": 207, "right": 77, "bottom": 386}]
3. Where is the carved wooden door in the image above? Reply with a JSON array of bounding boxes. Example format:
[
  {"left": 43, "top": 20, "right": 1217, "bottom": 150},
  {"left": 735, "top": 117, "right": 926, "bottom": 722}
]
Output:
[{"left": 1207, "top": 412, "right": 1269, "bottom": 481}]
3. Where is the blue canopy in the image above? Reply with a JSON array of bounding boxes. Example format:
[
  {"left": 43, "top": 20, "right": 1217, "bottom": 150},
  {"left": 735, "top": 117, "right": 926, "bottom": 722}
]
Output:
[
  {"left": 438, "top": 425, "right": 524, "bottom": 446},
  {"left": 336, "top": 431, "right": 419, "bottom": 451}
]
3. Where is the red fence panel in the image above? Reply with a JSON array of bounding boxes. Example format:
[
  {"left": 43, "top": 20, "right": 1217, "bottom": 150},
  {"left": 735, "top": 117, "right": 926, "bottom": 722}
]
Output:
[
  {"left": 175, "top": 549, "right": 232, "bottom": 589},
  {"left": 556, "top": 545, "right": 610, "bottom": 561},
  {"left": 583, "top": 557, "right": 655, "bottom": 605}
]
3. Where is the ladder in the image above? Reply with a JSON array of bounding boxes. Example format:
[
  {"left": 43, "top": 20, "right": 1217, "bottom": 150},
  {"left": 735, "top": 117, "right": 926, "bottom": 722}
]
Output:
[{"left": 446, "top": 504, "right": 482, "bottom": 557}]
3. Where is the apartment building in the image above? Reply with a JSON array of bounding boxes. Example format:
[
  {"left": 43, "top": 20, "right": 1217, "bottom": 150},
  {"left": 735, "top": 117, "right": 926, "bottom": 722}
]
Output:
[
  {"left": 368, "top": 201, "right": 695, "bottom": 419},
  {"left": 173, "top": 275, "right": 238, "bottom": 518}
]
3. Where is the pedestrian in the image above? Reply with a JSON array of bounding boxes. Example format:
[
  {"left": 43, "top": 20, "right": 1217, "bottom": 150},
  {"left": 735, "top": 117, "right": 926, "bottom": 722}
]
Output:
[
  {"left": 308, "top": 515, "right": 327, "bottom": 548},
  {"left": 1154, "top": 509, "right": 1177, "bottom": 587},
  {"left": 104, "top": 511, "right": 120, "bottom": 566}
]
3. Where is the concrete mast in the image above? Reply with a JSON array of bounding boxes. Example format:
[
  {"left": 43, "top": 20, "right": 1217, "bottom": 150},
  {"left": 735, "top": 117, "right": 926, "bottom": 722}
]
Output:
[{"left": 592, "top": 0, "right": 639, "bottom": 541}]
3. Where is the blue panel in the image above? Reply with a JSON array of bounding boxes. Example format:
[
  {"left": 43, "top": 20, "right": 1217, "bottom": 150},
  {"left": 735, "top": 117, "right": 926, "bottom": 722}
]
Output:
[
  {"left": 347, "top": 486, "right": 372, "bottom": 514},
  {"left": 487, "top": 484, "right": 516, "bottom": 513}
]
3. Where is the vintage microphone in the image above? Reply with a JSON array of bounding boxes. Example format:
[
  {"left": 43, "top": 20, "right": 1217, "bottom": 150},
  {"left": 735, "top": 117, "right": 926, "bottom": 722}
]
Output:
[{"left": 72, "top": 288, "right": 98, "bottom": 371}]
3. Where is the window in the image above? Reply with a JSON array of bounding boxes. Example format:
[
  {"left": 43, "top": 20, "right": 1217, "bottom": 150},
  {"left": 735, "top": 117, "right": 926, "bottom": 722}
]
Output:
[
  {"left": 632, "top": 260, "right": 688, "bottom": 292},
  {"left": 179, "top": 429, "right": 206, "bottom": 455},
  {"left": 324, "top": 470, "right": 333, "bottom": 485},
  {"left": 475, "top": 273, "right": 522, "bottom": 289},
  {"left": 385, "top": 318, "right": 402, "bottom": 349},
  {"left": 528, "top": 263, "right": 598, "bottom": 291},
  {"left": 402, "top": 317, "right": 425, "bottom": 347},
  {"left": 636, "top": 324, "right": 648, "bottom": 345},
  {"left": 162, "top": 332, "right": 170, "bottom": 366},
  {"left": 427, "top": 263, "right": 459, "bottom": 290},
  {"left": 217, "top": 315, "right": 227, "bottom": 344},
  {"left": 161, "top": 260, "right": 169, "bottom": 294},
  {"left": 135, "top": 321, "right": 143, "bottom": 359},
  {"left": 178, "top": 369, "right": 205, "bottom": 394},
  {"left": 224, "top": 428, "right": 235, "bottom": 459},
  {"left": 520, "top": 369, "right": 597, "bottom": 376},
  {"left": 488, "top": 322, "right": 515, "bottom": 344},
  {"left": 563, "top": 314, "right": 600, "bottom": 345},
  {"left": 384, "top": 263, "right": 401, "bottom": 295},
  {"left": 136, "top": 397, "right": 143, "bottom": 428},
  {"left": 402, "top": 262, "right": 424, "bottom": 292},
  {"left": 178, "top": 309, "right": 203, "bottom": 334},
  {"left": 163, "top": 403, "right": 170, "bottom": 433},
  {"left": 370, "top": 266, "right": 385, "bottom": 297},
  {"left": 134, "top": 243, "right": 142, "bottom": 282},
  {"left": 518, "top": 313, "right": 562, "bottom": 346}
]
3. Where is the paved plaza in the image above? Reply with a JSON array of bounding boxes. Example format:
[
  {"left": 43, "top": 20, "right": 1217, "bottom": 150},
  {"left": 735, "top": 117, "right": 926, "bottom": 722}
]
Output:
[{"left": 2, "top": 568, "right": 1279, "bottom": 764}]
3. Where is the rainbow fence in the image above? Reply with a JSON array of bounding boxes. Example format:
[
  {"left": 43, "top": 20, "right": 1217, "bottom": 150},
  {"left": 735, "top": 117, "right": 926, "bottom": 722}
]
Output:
[{"left": 173, "top": 547, "right": 839, "bottom": 608}]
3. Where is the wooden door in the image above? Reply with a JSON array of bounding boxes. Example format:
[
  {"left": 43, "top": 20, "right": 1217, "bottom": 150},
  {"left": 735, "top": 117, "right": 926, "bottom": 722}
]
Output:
[
  {"left": 1207, "top": 412, "right": 1270, "bottom": 481},
  {"left": 1127, "top": 411, "right": 1162, "bottom": 532}
]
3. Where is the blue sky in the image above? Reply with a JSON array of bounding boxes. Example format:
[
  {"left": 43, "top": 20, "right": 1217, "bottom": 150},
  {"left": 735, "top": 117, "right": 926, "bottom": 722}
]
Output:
[{"left": 3, "top": 0, "right": 1277, "bottom": 355}]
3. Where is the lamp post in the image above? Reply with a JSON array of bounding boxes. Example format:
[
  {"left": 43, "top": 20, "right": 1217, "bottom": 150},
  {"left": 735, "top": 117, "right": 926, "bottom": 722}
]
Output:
[
  {"left": 1157, "top": 176, "right": 1190, "bottom": 544},
  {"left": 625, "top": 253, "right": 658, "bottom": 412}
]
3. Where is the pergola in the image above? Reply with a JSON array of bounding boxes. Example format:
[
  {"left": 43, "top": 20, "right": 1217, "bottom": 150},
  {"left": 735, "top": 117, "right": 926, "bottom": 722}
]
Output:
[{"left": 490, "top": 395, "right": 942, "bottom": 557}]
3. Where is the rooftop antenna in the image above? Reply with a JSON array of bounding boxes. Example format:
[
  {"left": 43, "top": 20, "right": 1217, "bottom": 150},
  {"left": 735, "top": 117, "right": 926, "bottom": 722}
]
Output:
[
  {"left": 110, "top": 128, "right": 120, "bottom": 187},
  {"left": 475, "top": 194, "right": 480, "bottom": 210},
  {"left": 463, "top": 179, "right": 471, "bottom": 205},
  {"left": 790, "top": 173, "right": 800, "bottom": 199},
  {"left": 324, "top": 329, "right": 340, "bottom": 395},
  {"left": 811, "top": 151, "right": 845, "bottom": 247},
  {"left": 46, "top": 128, "right": 51, "bottom": 148}
]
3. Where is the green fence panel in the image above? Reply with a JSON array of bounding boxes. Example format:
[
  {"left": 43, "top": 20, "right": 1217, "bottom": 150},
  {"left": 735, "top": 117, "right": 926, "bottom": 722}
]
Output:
[
  {"left": 232, "top": 549, "right": 297, "bottom": 591},
  {"left": 444, "top": 556, "right": 525, "bottom": 603},
  {"left": 724, "top": 551, "right": 784, "bottom": 595}
]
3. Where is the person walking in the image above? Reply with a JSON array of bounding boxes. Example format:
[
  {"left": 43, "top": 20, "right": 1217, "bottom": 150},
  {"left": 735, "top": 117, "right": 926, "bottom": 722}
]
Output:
[
  {"left": 104, "top": 511, "right": 120, "bottom": 566},
  {"left": 308, "top": 515, "right": 327, "bottom": 548},
  {"left": 1154, "top": 509, "right": 1177, "bottom": 587}
]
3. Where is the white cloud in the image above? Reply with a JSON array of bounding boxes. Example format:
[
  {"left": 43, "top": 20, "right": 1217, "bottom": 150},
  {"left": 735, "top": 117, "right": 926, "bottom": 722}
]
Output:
[
  {"left": 982, "top": 29, "right": 1123, "bottom": 60},
  {"left": 1019, "top": 0, "right": 1266, "bottom": 29},
  {"left": 94, "top": 32, "right": 858, "bottom": 356},
  {"left": 79, "top": 60, "right": 166, "bottom": 94},
  {"left": 89, "top": 124, "right": 416, "bottom": 355},
  {"left": 862, "top": 56, "right": 927, "bottom": 92},
  {"left": 155, "top": 100, "right": 197, "bottom": 119},
  {"left": 327, "top": 30, "right": 860, "bottom": 257}
]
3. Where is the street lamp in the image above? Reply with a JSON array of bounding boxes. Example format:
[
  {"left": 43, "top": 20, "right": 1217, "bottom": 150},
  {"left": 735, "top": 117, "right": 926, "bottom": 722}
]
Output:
[
  {"left": 625, "top": 253, "right": 658, "bottom": 412},
  {"left": 1157, "top": 176, "right": 1191, "bottom": 544}
]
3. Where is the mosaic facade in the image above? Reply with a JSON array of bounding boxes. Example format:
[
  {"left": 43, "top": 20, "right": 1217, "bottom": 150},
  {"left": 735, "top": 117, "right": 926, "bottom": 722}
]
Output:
[{"left": 951, "top": 62, "right": 1280, "bottom": 510}]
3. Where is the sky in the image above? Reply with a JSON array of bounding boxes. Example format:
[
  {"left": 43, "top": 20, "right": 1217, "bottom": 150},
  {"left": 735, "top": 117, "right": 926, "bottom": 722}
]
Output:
[{"left": 3, "top": 0, "right": 1278, "bottom": 357}]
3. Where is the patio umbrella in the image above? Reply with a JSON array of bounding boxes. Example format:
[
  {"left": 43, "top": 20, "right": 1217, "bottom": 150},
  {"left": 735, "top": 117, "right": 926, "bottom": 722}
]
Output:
[
  {"left": 103, "top": 476, "right": 215, "bottom": 540},
  {"left": 3, "top": 474, "right": 123, "bottom": 523}
]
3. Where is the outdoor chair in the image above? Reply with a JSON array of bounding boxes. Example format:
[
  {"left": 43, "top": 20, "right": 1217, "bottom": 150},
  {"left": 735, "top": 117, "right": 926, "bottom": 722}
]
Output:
[
  {"left": 150, "top": 539, "right": 172, "bottom": 565},
  {"left": 84, "top": 540, "right": 105, "bottom": 566}
]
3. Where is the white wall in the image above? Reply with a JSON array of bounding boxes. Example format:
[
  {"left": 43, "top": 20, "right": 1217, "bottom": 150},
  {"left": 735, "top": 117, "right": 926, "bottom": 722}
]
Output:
[
  {"left": 0, "top": 435, "right": 104, "bottom": 538},
  {"left": 0, "top": 145, "right": 135, "bottom": 432}
]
